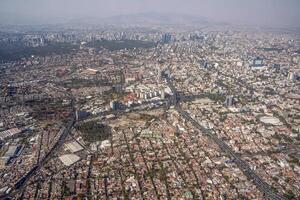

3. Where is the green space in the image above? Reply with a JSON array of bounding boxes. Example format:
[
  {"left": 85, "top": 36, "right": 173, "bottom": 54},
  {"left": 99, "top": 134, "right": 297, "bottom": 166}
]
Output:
[
  {"left": 102, "top": 89, "right": 128, "bottom": 100},
  {"left": 0, "top": 42, "right": 79, "bottom": 62},
  {"left": 63, "top": 78, "right": 111, "bottom": 89},
  {"left": 203, "top": 92, "right": 226, "bottom": 102},
  {"left": 139, "top": 113, "right": 156, "bottom": 122},
  {"left": 0, "top": 39, "right": 156, "bottom": 62},
  {"left": 284, "top": 190, "right": 296, "bottom": 200},
  {"left": 86, "top": 39, "right": 156, "bottom": 51},
  {"left": 215, "top": 80, "right": 228, "bottom": 88},
  {"left": 77, "top": 121, "right": 112, "bottom": 143},
  {"left": 257, "top": 47, "right": 283, "bottom": 52}
]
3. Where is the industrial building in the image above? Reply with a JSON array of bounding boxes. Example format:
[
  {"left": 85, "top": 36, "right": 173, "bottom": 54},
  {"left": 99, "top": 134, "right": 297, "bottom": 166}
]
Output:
[{"left": 59, "top": 154, "right": 81, "bottom": 167}]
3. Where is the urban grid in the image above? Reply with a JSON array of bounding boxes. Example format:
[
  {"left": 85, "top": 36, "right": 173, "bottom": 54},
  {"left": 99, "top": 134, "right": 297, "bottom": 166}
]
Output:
[{"left": 0, "top": 2, "right": 300, "bottom": 200}]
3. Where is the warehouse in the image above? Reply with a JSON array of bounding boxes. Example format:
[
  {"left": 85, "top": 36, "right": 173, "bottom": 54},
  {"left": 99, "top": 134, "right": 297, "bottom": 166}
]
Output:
[{"left": 59, "top": 154, "right": 80, "bottom": 167}]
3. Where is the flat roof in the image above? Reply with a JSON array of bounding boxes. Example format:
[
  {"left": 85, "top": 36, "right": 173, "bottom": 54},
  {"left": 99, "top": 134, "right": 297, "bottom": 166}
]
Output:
[
  {"left": 64, "top": 141, "right": 84, "bottom": 153},
  {"left": 59, "top": 154, "right": 80, "bottom": 167},
  {"left": 260, "top": 116, "right": 282, "bottom": 126}
]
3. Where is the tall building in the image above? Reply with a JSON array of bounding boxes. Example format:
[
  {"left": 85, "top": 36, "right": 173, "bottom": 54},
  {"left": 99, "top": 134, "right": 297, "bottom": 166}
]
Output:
[
  {"left": 272, "top": 64, "right": 280, "bottom": 72},
  {"left": 160, "top": 90, "right": 165, "bottom": 99},
  {"left": 157, "top": 68, "right": 163, "bottom": 82},
  {"left": 288, "top": 72, "right": 296, "bottom": 81},
  {"left": 112, "top": 84, "right": 123, "bottom": 93},
  {"left": 162, "top": 33, "right": 172, "bottom": 44},
  {"left": 7, "top": 84, "right": 17, "bottom": 97},
  {"left": 110, "top": 101, "right": 117, "bottom": 110},
  {"left": 225, "top": 95, "right": 234, "bottom": 107}
]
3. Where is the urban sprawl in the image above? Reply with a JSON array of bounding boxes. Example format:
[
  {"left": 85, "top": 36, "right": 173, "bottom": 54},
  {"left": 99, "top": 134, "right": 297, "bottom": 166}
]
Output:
[{"left": 0, "top": 24, "right": 299, "bottom": 200}]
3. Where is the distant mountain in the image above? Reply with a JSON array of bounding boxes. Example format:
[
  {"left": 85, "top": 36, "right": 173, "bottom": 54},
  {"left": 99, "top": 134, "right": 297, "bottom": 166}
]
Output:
[
  {"left": 0, "top": 12, "right": 209, "bottom": 26},
  {"left": 99, "top": 12, "right": 208, "bottom": 25},
  {"left": 0, "top": 12, "right": 42, "bottom": 25},
  {"left": 67, "top": 12, "right": 209, "bottom": 26},
  {"left": 0, "top": 12, "right": 69, "bottom": 26}
]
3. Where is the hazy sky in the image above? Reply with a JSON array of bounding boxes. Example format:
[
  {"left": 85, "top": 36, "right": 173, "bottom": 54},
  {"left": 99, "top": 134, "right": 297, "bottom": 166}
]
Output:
[{"left": 0, "top": 0, "right": 299, "bottom": 27}]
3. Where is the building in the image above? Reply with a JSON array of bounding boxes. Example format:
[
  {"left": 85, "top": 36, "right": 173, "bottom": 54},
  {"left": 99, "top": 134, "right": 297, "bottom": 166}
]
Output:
[
  {"left": 64, "top": 141, "right": 84, "bottom": 153},
  {"left": 85, "top": 68, "right": 99, "bottom": 75},
  {"left": 112, "top": 84, "right": 123, "bottom": 93},
  {"left": 198, "top": 60, "right": 209, "bottom": 69},
  {"left": 157, "top": 68, "right": 163, "bottom": 82},
  {"left": 225, "top": 95, "right": 234, "bottom": 107},
  {"left": 0, "top": 128, "right": 22, "bottom": 141},
  {"left": 160, "top": 90, "right": 166, "bottom": 99},
  {"left": 162, "top": 33, "right": 172, "bottom": 44},
  {"left": 124, "top": 70, "right": 142, "bottom": 83},
  {"left": 272, "top": 64, "right": 280, "bottom": 71},
  {"left": 7, "top": 84, "right": 17, "bottom": 97},
  {"left": 1, "top": 145, "right": 19, "bottom": 165},
  {"left": 288, "top": 72, "right": 296, "bottom": 81},
  {"left": 252, "top": 57, "right": 264, "bottom": 68},
  {"left": 59, "top": 154, "right": 80, "bottom": 167},
  {"left": 110, "top": 101, "right": 117, "bottom": 110}
]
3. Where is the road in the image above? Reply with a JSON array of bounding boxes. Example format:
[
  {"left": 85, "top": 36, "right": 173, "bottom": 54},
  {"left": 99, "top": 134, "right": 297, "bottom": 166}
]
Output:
[
  {"left": 166, "top": 77, "right": 287, "bottom": 200},
  {"left": 2, "top": 77, "right": 289, "bottom": 199},
  {"left": 2, "top": 88, "right": 76, "bottom": 199}
]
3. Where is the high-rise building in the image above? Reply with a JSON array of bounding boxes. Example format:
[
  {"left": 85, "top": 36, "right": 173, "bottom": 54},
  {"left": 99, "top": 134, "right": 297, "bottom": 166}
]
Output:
[
  {"left": 112, "top": 84, "right": 123, "bottom": 93},
  {"left": 288, "top": 72, "right": 296, "bottom": 81},
  {"left": 157, "top": 68, "right": 163, "bottom": 82},
  {"left": 199, "top": 60, "right": 209, "bottom": 68},
  {"left": 162, "top": 33, "right": 172, "bottom": 44},
  {"left": 160, "top": 90, "right": 165, "bottom": 99},
  {"left": 7, "top": 84, "right": 17, "bottom": 97},
  {"left": 225, "top": 95, "right": 234, "bottom": 107},
  {"left": 272, "top": 64, "right": 280, "bottom": 72},
  {"left": 110, "top": 101, "right": 117, "bottom": 110}
]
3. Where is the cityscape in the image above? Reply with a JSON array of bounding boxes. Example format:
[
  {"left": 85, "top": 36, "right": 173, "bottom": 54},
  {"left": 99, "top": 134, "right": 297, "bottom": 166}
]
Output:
[{"left": 0, "top": 0, "right": 300, "bottom": 200}]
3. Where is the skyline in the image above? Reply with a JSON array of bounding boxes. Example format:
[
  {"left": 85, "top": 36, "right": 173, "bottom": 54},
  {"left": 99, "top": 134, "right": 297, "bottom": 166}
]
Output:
[{"left": 0, "top": 0, "right": 300, "bottom": 27}]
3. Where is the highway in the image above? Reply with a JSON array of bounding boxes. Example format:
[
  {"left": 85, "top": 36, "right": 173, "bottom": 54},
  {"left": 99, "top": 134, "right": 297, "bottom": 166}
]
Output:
[
  {"left": 3, "top": 88, "right": 77, "bottom": 198},
  {"left": 1, "top": 77, "right": 288, "bottom": 199},
  {"left": 166, "top": 77, "right": 287, "bottom": 200}
]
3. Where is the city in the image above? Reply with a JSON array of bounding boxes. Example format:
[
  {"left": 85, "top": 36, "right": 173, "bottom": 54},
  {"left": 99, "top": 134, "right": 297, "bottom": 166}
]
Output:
[{"left": 0, "top": 0, "right": 300, "bottom": 200}]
